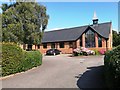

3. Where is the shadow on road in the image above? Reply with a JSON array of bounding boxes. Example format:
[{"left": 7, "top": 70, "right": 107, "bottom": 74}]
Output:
[{"left": 76, "top": 65, "right": 106, "bottom": 89}]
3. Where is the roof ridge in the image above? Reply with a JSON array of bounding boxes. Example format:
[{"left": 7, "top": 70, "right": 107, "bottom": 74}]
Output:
[
  {"left": 44, "top": 22, "right": 111, "bottom": 33},
  {"left": 45, "top": 25, "right": 89, "bottom": 33}
]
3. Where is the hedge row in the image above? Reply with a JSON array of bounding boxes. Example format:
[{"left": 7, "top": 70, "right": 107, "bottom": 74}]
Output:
[
  {"left": 2, "top": 43, "right": 42, "bottom": 76},
  {"left": 104, "top": 45, "right": 120, "bottom": 88},
  {"left": 22, "top": 51, "right": 42, "bottom": 71}
]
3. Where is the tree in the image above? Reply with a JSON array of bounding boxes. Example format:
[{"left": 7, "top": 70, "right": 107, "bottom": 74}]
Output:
[
  {"left": 113, "top": 30, "right": 120, "bottom": 47},
  {"left": 2, "top": 2, "right": 49, "bottom": 49},
  {"left": 1, "top": 4, "right": 9, "bottom": 12}
]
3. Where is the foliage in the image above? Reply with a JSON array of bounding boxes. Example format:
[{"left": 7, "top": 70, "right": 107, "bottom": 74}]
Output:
[
  {"left": 2, "top": 42, "right": 42, "bottom": 76},
  {"left": 0, "top": 14, "right": 2, "bottom": 42},
  {"left": 22, "top": 50, "right": 42, "bottom": 71},
  {"left": 98, "top": 49, "right": 106, "bottom": 55},
  {"left": 1, "top": 4, "right": 9, "bottom": 12},
  {"left": 104, "top": 45, "right": 120, "bottom": 88},
  {"left": 2, "top": 2, "right": 49, "bottom": 45},
  {"left": 113, "top": 30, "right": 120, "bottom": 47},
  {"left": 2, "top": 42, "right": 23, "bottom": 76},
  {"left": 94, "top": 50, "right": 100, "bottom": 55}
]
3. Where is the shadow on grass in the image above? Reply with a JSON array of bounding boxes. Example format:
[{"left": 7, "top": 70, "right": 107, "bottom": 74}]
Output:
[{"left": 76, "top": 65, "right": 107, "bottom": 89}]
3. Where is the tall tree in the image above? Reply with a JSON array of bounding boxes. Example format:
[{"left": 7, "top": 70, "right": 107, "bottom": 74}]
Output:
[
  {"left": 1, "top": 4, "right": 9, "bottom": 12},
  {"left": 2, "top": 2, "right": 49, "bottom": 47},
  {"left": 113, "top": 30, "right": 120, "bottom": 47}
]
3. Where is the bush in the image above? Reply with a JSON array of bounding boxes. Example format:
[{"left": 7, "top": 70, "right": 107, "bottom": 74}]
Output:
[
  {"left": 104, "top": 45, "right": 120, "bottom": 88},
  {"left": 2, "top": 42, "right": 42, "bottom": 76},
  {"left": 2, "top": 43, "right": 23, "bottom": 76},
  {"left": 94, "top": 50, "right": 100, "bottom": 55},
  {"left": 99, "top": 49, "right": 106, "bottom": 55},
  {"left": 22, "top": 51, "right": 42, "bottom": 71}
]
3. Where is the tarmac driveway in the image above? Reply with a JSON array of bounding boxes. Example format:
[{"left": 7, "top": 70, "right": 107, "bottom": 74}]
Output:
[{"left": 1, "top": 54, "right": 105, "bottom": 88}]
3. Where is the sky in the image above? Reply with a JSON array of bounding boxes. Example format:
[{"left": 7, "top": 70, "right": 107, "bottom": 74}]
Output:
[
  {"left": 0, "top": 1, "right": 119, "bottom": 32},
  {"left": 40, "top": 2, "right": 118, "bottom": 32}
]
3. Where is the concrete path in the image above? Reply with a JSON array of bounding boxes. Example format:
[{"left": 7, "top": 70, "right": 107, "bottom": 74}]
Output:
[{"left": 1, "top": 54, "right": 105, "bottom": 88}]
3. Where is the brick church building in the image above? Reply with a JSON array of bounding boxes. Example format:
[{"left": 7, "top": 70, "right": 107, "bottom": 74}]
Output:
[{"left": 22, "top": 12, "right": 113, "bottom": 54}]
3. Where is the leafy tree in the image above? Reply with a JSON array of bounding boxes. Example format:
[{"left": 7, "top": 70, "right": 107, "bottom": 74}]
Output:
[
  {"left": 2, "top": 2, "right": 49, "bottom": 49},
  {"left": 0, "top": 14, "right": 2, "bottom": 42},
  {"left": 113, "top": 30, "right": 120, "bottom": 47},
  {"left": 1, "top": 4, "right": 9, "bottom": 12}
]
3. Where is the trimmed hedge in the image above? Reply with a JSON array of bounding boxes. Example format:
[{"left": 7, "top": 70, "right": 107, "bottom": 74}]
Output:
[
  {"left": 104, "top": 45, "right": 120, "bottom": 88},
  {"left": 2, "top": 43, "right": 23, "bottom": 76},
  {"left": 22, "top": 51, "right": 42, "bottom": 71},
  {"left": 2, "top": 43, "right": 42, "bottom": 76}
]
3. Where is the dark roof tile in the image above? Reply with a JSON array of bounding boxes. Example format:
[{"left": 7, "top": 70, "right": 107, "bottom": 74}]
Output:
[{"left": 42, "top": 22, "right": 111, "bottom": 43}]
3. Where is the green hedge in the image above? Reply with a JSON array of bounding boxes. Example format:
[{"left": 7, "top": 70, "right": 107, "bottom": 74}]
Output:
[
  {"left": 22, "top": 51, "right": 42, "bottom": 71},
  {"left": 94, "top": 50, "right": 100, "bottom": 55},
  {"left": 104, "top": 45, "right": 120, "bottom": 88},
  {"left": 2, "top": 43, "right": 42, "bottom": 76}
]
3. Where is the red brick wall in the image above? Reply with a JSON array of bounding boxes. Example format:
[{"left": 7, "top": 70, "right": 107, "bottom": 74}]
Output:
[
  {"left": 39, "top": 42, "right": 73, "bottom": 54},
  {"left": 95, "top": 33, "right": 98, "bottom": 48},
  {"left": 102, "top": 38, "right": 106, "bottom": 48},
  {"left": 82, "top": 33, "right": 85, "bottom": 47},
  {"left": 20, "top": 24, "right": 113, "bottom": 54}
]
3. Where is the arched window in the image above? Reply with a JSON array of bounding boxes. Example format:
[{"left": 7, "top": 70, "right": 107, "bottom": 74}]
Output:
[{"left": 85, "top": 29, "right": 95, "bottom": 47}]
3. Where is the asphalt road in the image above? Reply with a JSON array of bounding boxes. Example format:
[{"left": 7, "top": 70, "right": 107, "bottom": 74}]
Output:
[{"left": 1, "top": 54, "right": 105, "bottom": 88}]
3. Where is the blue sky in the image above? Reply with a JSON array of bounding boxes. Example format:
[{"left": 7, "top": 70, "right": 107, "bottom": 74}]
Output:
[
  {"left": 0, "top": 1, "right": 118, "bottom": 32},
  {"left": 40, "top": 2, "right": 118, "bottom": 31}
]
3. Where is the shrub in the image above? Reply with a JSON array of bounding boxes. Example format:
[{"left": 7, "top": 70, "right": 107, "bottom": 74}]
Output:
[
  {"left": 2, "top": 42, "right": 42, "bottom": 76},
  {"left": 99, "top": 49, "right": 106, "bottom": 55},
  {"left": 94, "top": 50, "right": 100, "bottom": 55},
  {"left": 104, "top": 45, "right": 120, "bottom": 88},
  {"left": 2, "top": 42, "right": 23, "bottom": 76},
  {"left": 21, "top": 51, "right": 42, "bottom": 71}
]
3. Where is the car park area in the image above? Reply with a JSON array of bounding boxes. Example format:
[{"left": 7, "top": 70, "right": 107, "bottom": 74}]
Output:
[{"left": 2, "top": 54, "right": 105, "bottom": 88}]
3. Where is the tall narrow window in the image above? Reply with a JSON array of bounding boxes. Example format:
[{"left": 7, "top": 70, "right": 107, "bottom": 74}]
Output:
[
  {"left": 37, "top": 44, "right": 40, "bottom": 49},
  {"left": 43, "top": 43, "right": 47, "bottom": 49},
  {"left": 80, "top": 36, "right": 82, "bottom": 47},
  {"left": 69, "top": 42, "right": 73, "bottom": 48},
  {"left": 59, "top": 42, "right": 64, "bottom": 48},
  {"left": 85, "top": 29, "right": 95, "bottom": 47},
  {"left": 98, "top": 36, "right": 102, "bottom": 47},
  {"left": 51, "top": 43, "right": 55, "bottom": 48}
]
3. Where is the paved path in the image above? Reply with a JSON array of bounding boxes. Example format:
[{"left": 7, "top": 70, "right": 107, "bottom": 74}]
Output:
[{"left": 1, "top": 54, "right": 105, "bottom": 88}]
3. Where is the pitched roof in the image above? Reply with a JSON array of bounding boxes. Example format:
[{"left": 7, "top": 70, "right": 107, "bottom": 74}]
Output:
[{"left": 42, "top": 22, "right": 111, "bottom": 43}]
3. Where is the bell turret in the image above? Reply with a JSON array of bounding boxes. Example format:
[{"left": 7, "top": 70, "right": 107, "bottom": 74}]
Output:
[{"left": 92, "top": 11, "right": 98, "bottom": 25}]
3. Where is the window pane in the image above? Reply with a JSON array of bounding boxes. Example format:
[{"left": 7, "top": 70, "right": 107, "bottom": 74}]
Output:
[
  {"left": 43, "top": 43, "right": 47, "bottom": 49},
  {"left": 51, "top": 43, "right": 55, "bottom": 48},
  {"left": 80, "top": 36, "right": 82, "bottom": 47},
  {"left": 37, "top": 44, "right": 40, "bottom": 49},
  {"left": 59, "top": 42, "right": 64, "bottom": 48},
  {"left": 85, "top": 30, "right": 95, "bottom": 47},
  {"left": 98, "top": 36, "right": 102, "bottom": 47},
  {"left": 69, "top": 42, "right": 73, "bottom": 48}
]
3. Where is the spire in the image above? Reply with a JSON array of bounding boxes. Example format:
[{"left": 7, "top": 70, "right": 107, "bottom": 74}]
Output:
[
  {"left": 92, "top": 11, "right": 98, "bottom": 25},
  {"left": 93, "top": 11, "right": 98, "bottom": 20}
]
